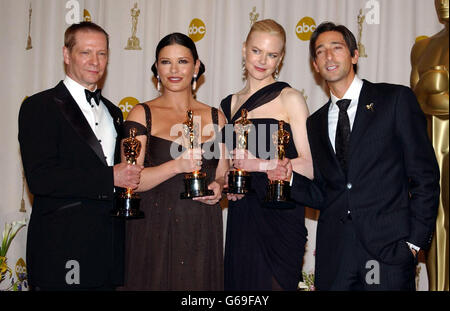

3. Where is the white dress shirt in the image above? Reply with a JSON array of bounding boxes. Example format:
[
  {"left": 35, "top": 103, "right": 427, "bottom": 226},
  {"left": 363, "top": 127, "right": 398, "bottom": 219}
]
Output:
[
  {"left": 328, "top": 75, "right": 363, "bottom": 152},
  {"left": 63, "top": 76, "right": 117, "bottom": 166}
]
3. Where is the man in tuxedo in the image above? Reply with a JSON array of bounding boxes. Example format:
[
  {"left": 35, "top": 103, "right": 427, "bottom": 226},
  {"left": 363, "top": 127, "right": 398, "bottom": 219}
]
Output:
[
  {"left": 18, "top": 22, "right": 142, "bottom": 290},
  {"left": 286, "top": 22, "right": 440, "bottom": 290}
]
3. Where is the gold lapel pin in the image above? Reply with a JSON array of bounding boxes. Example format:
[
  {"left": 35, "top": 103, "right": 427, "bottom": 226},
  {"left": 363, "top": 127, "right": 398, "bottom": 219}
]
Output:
[{"left": 366, "top": 103, "right": 374, "bottom": 112}]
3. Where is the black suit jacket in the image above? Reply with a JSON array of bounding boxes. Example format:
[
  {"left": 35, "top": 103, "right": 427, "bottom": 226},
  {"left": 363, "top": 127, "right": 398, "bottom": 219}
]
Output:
[
  {"left": 291, "top": 80, "right": 439, "bottom": 290},
  {"left": 18, "top": 81, "right": 125, "bottom": 289}
]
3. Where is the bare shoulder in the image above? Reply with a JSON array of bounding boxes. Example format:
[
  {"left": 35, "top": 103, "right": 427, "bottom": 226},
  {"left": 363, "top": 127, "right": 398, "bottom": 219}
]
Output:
[
  {"left": 126, "top": 99, "right": 154, "bottom": 124},
  {"left": 279, "top": 87, "right": 310, "bottom": 124},
  {"left": 280, "top": 87, "right": 307, "bottom": 109}
]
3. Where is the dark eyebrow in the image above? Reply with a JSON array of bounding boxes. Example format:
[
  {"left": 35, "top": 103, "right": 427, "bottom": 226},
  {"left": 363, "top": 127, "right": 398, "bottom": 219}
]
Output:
[
  {"left": 315, "top": 41, "right": 346, "bottom": 51},
  {"left": 330, "top": 41, "right": 346, "bottom": 46},
  {"left": 159, "top": 56, "right": 192, "bottom": 60}
]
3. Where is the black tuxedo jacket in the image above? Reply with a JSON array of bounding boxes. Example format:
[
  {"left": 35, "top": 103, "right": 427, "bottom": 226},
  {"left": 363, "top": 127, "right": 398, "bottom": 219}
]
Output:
[
  {"left": 291, "top": 80, "right": 439, "bottom": 290},
  {"left": 18, "top": 81, "right": 125, "bottom": 289}
]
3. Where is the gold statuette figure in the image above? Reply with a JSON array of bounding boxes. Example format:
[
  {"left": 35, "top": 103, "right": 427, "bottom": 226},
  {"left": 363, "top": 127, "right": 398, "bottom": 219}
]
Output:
[
  {"left": 249, "top": 7, "right": 259, "bottom": 27},
  {"left": 410, "top": 0, "right": 449, "bottom": 291},
  {"left": 25, "top": 3, "right": 32, "bottom": 50},
  {"left": 228, "top": 109, "right": 253, "bottom": 194},
  {"left": 112, "top": 128, "right": 145, "bottom": 219},
  {"left": 20, "top": 170, "right": 26, "bottom": 213},
  {"left": 180, "top": 110, "right": 214, "bottom": 199},
  {"left": 357, "top": 9, "right": 368, "bottom": 58},
  {"left": 83, "top": 9, "right": 92, "bottom": 22},
  {"left": 265, "top": 120, "right": 295, "bottom": 208},
  {"left": 125, "top": 3, "right": 142, "bottom": 50},
  {"left": 300, "top": 89, "right": 308, "bottom": 102}
]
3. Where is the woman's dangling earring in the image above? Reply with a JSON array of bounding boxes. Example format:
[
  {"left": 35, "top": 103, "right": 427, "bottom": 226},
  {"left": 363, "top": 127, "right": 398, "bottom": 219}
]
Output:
[
  {"left": 242, "top": 58, "right": 247, "bottom": 81},
  {"left": 274, "top": 66, "right": 279, "bottom": 81},
  {"left": 192, "top": 74, "right": 197, "bottom": 92},
  {"left": 157, "top": 75, "right": 161, "bottom": 94}
]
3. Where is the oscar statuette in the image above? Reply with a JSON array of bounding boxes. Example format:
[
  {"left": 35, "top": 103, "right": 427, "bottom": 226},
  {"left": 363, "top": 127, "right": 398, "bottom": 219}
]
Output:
[
  {"left": 124, "top": 2, "right": 142, "bottom": 50},
  {"left": 25, "top": 3, "right": 32, "bottom": 50},
  {"left": 357, "top": 9, "right": 368, "bottom": 58},
  {"left": 111, "top": 128, "right": 144, "bottom": 219},
  {"left": 265, "top": 120, "right": 295, "bottom": 208},
  {"left": 180, "top": 110, "right": 214, "bottom": 199},
  {"left": 410, "top": 0, "right": 449, "bottom": 290},
  {"left": 228, "top": 109, "right": 252, "bottom": 194}
]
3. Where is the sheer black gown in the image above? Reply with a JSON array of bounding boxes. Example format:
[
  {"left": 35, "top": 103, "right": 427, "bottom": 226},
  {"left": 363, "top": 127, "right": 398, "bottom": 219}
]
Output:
[
  {"left": 119, "top": 104, "right": 223, "bottom": 290},
  {"left": 221, "top": 82, "right": 307, "bottom": 290}
]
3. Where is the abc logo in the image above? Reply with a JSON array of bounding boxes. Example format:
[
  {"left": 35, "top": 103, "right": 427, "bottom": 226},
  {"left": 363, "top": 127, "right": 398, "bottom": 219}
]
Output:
[
  {"left": 188, "top": 18, "right": 206, "bottom": 42},
  {"left": 119, "top": 97, "right": 139, "bottom": 120},
  {"left": 295, "top": 17, "right": 316, "bottom": 41}
]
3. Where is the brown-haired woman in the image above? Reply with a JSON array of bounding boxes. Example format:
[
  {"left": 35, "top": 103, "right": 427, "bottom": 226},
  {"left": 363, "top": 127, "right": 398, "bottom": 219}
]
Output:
[{"left": 120, "top": 33, "right": 227, "bottom": 290}]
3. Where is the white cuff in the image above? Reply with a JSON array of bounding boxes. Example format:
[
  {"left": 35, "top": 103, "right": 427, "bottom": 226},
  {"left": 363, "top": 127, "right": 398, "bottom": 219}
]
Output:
[{"left": 406, "top": 242, "right": 420, "bottom": 252}]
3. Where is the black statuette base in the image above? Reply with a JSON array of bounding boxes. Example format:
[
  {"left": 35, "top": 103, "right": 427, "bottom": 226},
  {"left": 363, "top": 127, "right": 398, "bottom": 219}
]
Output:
[
  {"left": 112, "top": 197, "right": 144, "bottom": 219},
  {"left": 227, "top": 170, "right": 251, "bottom": 194},
  {"left": 180, "top": 173, "right": 214, "bottom": 199},
  {"left": 265, "top": 180, "right": 296, "bottom": 209}
]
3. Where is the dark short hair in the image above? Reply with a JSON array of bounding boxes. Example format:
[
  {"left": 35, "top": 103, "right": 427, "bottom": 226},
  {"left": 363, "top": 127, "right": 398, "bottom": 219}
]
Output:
[
  {"left": 64, "top": 21, "right": 109, "bottom": 52},
  {"left": 309, "top": 22, "right": 358, "bottom": 73},
  {"left": 151, "top": 32, "right": 205, "bottom": 81}
]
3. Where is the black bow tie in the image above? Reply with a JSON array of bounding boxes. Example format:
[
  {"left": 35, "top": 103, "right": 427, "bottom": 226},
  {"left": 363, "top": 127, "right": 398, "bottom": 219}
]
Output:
[{"left": 84, "top": 89, "right": 101, "bottom": 106}]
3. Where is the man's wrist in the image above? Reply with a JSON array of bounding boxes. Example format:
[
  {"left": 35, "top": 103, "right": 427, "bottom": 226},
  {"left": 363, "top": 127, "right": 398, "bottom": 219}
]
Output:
[{"left": 407, "top": 242, "right": 420, "bottom": 257}]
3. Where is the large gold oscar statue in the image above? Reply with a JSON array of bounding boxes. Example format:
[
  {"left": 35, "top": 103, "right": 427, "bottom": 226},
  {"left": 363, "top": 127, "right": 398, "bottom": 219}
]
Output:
[{"left": 411, "top": 0, "right": 449, "bottom": 291}]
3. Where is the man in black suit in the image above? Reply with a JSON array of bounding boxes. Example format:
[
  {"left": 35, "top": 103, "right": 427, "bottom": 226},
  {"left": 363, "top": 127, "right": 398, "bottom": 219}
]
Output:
[
  {"left": 18, "top": 22, "right": 142, "bottom": 290},
  {"left": 284, "top": 22, "right": 440, "bottom": 290}
]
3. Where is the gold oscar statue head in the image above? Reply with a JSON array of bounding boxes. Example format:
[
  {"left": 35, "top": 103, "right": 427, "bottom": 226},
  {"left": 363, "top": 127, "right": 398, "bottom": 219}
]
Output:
[{"left": 435, "top": 0, "right": 449, "bottom": 22}]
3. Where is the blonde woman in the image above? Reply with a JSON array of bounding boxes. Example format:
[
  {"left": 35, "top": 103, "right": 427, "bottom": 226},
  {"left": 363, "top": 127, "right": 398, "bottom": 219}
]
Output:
[{"left": 221, "top": 19, "right": 313, "bottom": 290}]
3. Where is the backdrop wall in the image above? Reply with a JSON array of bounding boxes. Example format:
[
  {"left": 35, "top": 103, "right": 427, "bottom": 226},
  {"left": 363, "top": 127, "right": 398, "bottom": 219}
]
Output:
[{"left": 0, "top": 0, "right": 443, "bottom": 291}]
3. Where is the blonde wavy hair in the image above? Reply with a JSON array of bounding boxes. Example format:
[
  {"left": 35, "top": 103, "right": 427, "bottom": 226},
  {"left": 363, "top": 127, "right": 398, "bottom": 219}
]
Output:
[{"left": 245, "top": 19, "right": 286, "bottom": 53}]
